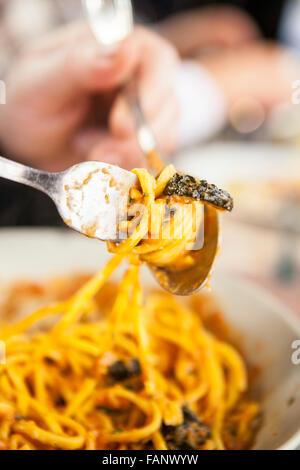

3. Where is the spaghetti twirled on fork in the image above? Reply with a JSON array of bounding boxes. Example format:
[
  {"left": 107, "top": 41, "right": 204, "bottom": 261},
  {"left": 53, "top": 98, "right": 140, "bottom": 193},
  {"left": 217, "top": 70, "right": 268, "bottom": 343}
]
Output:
[{"left": 0, "top": 164, "right": 260, "bottom": 450}]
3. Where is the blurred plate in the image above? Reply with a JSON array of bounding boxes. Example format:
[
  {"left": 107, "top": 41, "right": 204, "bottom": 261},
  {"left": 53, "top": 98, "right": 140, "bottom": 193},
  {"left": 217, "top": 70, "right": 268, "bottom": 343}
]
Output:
[
  {"left": 174, "top": 142, "right": 300, "bottom": 233},
  {"left": 0, "top": 228, "right": 299, "bottom": 450},
  {"left": 174, "top": 142, "right": 300, "bottom": 185}
]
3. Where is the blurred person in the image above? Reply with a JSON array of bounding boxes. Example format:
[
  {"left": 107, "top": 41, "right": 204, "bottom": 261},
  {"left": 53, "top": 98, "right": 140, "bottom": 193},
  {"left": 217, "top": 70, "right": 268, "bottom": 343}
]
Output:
[
  {"left": 133, "top": 0, "right": 286, "bottom": 39},
  {"left": 0, "top": 19, "right": 179, "bottom": 224},
  {"left": 0, "top": 23, "right": 178, "bottom": 172},
  {"left": 0, "top": 0, "right": 298, "bottom": 227},
  {"left": 157, "top": 5, "right": 261, "bottom": 57},
  {"left": 0, "top": 1, "right": 296, "bottom": 151},
  {"left": 156, "top": 4, "right": 299, "bottom": 143},
  {"left": 129, "top": 1, "right": 299, "bottom": 142}
]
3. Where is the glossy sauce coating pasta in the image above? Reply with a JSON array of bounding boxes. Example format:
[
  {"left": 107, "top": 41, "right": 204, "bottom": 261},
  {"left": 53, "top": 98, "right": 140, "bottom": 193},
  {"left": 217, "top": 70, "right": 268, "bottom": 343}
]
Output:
[{"left": 0, "top": 166, "right": 260, "bottom": 450}]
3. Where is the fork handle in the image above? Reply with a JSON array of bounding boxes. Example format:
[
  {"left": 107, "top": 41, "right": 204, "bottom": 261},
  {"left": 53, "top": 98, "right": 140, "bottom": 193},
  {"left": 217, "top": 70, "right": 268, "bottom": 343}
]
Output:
[
  {"left": 124, "top": 82, "right": 156, "bottom": 154},
  {"left": 0, "top": 156, "right": 58, "bottom": 196},
  {"left": 124, "top": 82, "right": 164, "bottom": 174}
]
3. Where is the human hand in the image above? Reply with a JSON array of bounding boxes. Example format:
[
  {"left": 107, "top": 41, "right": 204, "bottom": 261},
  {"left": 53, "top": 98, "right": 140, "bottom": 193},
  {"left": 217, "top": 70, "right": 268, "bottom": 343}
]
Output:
[
  {"left": 200, "top": 42, "right": 295, "bottom": 111},
  {"left": 0, "top": 22, "right": 178, "bottom": 171},
  {"left": 159, "top": 5, "right": 260, "bottom": 58}
]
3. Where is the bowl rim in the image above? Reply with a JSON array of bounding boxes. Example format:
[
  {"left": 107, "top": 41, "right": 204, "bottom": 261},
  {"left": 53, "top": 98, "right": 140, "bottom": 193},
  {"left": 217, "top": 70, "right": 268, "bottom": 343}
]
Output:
[
  {"left": 213, "top": 271, "right": 300, "bottom": 339},
  {"left": 213, "top": 272, "right": 300, "bottom": 450},
  {"left": 0, "top": 227, "right": 300, "bottom": 450}
]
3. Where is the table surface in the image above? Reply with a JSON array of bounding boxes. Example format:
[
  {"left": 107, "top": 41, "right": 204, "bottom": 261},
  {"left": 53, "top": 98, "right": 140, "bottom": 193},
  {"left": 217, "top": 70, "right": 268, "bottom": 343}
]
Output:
[{"left": 219, "top": 218, "right": 300, "bottom": 319}]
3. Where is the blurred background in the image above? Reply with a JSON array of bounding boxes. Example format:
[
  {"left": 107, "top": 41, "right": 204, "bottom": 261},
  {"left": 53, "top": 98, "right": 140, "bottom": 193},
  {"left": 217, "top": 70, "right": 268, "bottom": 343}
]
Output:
[{"left": 0, "top": 0, "right": 300, "bottom": 314}]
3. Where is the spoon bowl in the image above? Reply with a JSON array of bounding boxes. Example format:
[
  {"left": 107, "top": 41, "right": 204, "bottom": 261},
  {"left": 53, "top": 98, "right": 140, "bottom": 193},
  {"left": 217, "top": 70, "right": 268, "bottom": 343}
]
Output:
[
  {"left": 82, "top": 0, "right": 221, "bottom": 295},
  {"left": 0, "top": 154, "right": 220, "bottom": 295},
  {"left": 150, "top": 205, "right": 219, "bottom": 295}
]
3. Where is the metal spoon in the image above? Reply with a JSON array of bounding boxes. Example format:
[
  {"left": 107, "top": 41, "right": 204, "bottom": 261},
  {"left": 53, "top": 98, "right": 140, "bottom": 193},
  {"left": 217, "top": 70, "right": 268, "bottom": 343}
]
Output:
[
  {"left": 82, "top": 0, "right": 221, "bottom": 295},
  {"left": 82, "top": 0, "right": 163, "bottom": 173},
  {"left": 82, "top": 0, "right": 133, "bottom": 51},
  {"left": 150, "top": 205, "right": 219, "bottom": 295},
  {"left": 0, "top": 156, "right": 137, "bottom": 241},
  {"left": 0, "top": 154, "right": 220, "bottom": 294}
]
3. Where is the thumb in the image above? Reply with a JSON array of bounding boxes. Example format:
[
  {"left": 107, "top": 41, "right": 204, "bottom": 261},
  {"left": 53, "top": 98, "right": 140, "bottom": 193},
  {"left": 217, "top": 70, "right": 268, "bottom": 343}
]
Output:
[
  {"left": 18, "top": 22, "right": 139, "bottom": 107},
  {"left": 67, "top": 25, "right": 139, "bottom": 92}
]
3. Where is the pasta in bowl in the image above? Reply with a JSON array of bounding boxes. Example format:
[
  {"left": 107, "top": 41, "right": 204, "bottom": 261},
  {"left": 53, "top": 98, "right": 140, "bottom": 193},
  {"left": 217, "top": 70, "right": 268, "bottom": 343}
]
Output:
[
  {"left": 0, "top": 162, "right": 262, "bottom": 451},
  {"left": 0, "top": 257, "right": 260, "bottom": 450},
  {"left": 0, "top": 229, "right": 299, "bottom": 450}
]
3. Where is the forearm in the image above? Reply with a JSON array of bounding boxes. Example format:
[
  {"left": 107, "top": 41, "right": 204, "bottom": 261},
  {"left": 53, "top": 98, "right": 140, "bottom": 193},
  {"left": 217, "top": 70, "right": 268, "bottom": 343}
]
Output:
[{"left": 159, "top": 11, "right": 214, "bottom": 57}]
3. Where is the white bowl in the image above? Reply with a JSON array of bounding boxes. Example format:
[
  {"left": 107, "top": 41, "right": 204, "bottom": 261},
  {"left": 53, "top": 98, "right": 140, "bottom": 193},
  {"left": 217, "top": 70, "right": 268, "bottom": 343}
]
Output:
[{"left": 0, "top": 228, "right": 299, "bottom": 450}]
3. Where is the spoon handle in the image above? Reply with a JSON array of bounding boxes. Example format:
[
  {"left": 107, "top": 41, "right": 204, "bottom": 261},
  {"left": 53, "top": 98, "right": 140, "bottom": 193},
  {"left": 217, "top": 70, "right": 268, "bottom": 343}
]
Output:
[
  {"left": 82, "top": 0, "right": 162, "bottom": 171},
  {"left": 124, "top": 82, "right": 156, "bottom": 155},
  {"left": 0, "top": 156, "right": 58, "bottom": 196}
]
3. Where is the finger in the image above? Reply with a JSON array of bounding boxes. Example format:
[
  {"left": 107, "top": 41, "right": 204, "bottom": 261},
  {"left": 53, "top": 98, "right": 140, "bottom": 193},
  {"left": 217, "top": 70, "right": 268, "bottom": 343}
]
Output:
[
  {"left": 71, "top": 99, "right": 178, "bottom": 169},
  {"left": 68, "top": 31, "right": 138, "bottom": 92},
  {"left": 72, "top": 128, "right": 108, "bottom": 158},
  {"left": 109, "top": 27, "right": 178, "bottom": 139},
  {"left": 151, "top": 95, "right": 179, "bottom": 156},
  {"left": 109, "top": 90, "right": 178, "bottom": 162},
  {"left": 109, "top": 94, "right": 136, "bottom": 139},
  {"left": 88, "top": 134, "right": 148, "bottom": 170},
  {"left": 136, "top": 27, "right": 178, "bottom": 125},
  {"left": 17, "top": 22, "right": 140, "bottom": 110}
]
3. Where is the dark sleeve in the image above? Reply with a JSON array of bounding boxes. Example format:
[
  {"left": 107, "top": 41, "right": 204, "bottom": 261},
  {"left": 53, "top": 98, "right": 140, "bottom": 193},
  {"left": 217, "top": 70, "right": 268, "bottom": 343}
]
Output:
[
  {"left": 0, "top": 177, "right": 63, "bottom": 227},
  {"left": 133, "top": 0, "right": 286, "bottom": 38},
  {"left": 244, "top": 0, "right": 286, "bottom": 38}
]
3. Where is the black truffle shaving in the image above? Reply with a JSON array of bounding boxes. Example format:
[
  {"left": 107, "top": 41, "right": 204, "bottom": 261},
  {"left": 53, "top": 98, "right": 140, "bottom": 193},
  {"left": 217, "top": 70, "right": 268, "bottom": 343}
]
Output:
[
  {"left": 108, "top": 358, "right": 142, "bottom": 382},
  {"left": 164, "top": 173, "right": 233, "bottom": 212},
  {"left": 162, "top": 406, "right": 211, "bottom": 450}
]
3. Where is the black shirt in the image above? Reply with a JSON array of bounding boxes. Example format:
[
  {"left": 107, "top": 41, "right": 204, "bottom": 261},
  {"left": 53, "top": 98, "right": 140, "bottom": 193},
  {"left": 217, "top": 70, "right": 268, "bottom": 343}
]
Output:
[{"left": 133, "top": 0, "right": 285, "bottom": 38}]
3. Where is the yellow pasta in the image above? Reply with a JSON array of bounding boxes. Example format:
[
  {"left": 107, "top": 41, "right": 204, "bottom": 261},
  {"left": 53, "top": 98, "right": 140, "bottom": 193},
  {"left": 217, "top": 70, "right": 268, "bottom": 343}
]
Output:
[{"left": 0, "top": 164, "right": 260, "bottom": 450}]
